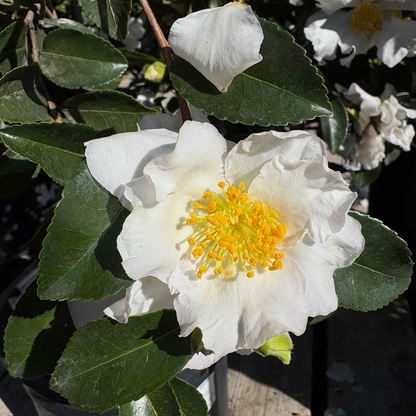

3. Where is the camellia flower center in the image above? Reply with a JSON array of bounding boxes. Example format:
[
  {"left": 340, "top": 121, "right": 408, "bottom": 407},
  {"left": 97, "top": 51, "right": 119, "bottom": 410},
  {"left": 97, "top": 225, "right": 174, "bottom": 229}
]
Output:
[
  {"left": 186, "top": 181, "right": 287, "bottom": 279},
  {"left": 348, "top": 3, "right": 383, "bottom": 37}
]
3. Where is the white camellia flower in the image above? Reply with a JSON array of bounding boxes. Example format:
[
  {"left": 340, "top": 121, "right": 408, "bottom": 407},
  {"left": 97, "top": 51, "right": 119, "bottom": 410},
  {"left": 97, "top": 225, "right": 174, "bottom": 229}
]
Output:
[
  {"left": 168, "top": 2, "right": 264, "bottom": 92},
  {"left": 340, "top": 82, "right": 416, "bottom": 170},
  {"left": 304, "top": 0, "right": 416, "bottom": 67},
  {"left": 85, "top": 121, "right": 364, "bottom": 370}
]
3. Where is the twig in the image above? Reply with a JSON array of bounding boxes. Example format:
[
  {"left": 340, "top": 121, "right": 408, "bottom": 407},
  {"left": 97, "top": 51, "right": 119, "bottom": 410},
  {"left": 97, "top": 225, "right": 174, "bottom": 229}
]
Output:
[
  {"left": 139, "top": 0, "right": 191, "bottom": 123},
  {"left": 45, "top": 0, "right": 58, "bottom": 19},
  {"left": 24, "top": 8, "right": 61, "bottom": 121}
]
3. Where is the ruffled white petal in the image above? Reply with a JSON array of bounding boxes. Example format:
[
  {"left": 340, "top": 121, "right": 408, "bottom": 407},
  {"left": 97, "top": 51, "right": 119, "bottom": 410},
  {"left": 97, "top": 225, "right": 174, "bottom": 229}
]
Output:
[
  {"left": 85, "top": 129, "right": 177, "bottom": 208},
  {"left": 168, "top": 2, "right": 263, "bottom": 92},
  {"left": 248, "top": 155, "right": 356, "bottom": 245},
  {"left": 169, "top": 257, "right": 308, "bottom": 364},
  {"left": 225, "top": 130, "right": 326, "bottom": 189},
  {"left": 104, "top": 277, "right": 174, "bottom": 323},
  {"left": 143, "top": 121, "right": 227, "bottom": 203},
  {"left": 286, "top": 215, "right": 364, "bottom": 316},
  {"left": 118, "top": 122, "right": 227, "bottom": 280},
  {"left": 374, "top": 12, "right": 416, "bottom": 68},
  {"left": 344, "top": 83, "right": 381, "bottom": 116}
]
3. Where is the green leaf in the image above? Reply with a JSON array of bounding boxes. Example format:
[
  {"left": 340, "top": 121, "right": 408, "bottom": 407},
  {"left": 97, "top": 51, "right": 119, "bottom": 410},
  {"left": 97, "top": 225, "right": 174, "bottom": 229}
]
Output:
[
  {"left": 384, "top": 145, "right": 401, "bottom": 166},
  {"left": 39, "top": 29, "right": 128, "bottom": 89},
  {"left": 334, "top": 211, "right": 413, "bottom": 311},
  {"left": 0, "top": 63, "right": 49, "bottom": 123},
  {"left": 122, "top": 50, "right": 158, "bottom": 64},
  {"left": 119, "top": 377, "right": 208, "bottom": 416},
  {"left": 320, "top": 97, "right": 349, "bottom": 153},
  {"left": 62, "top": 91, "right": 157, "bottom": 134},
  {"left": 4, "top": 280, "right": 76, "bottom": 379},
  {"left": 0, "top": 149, "right": 37, "bottom": 197},
  {"left": 40, "top": 18, "right": 95, "bottom": 34},
  {"left": 0, "top": 21, "right": 27, "bottom": 74},
  {"left": 0, "top": 122, "right": 96, "bottom": 185},
  {"left": 51, "top": 310, "right": 193, "bottom": 412},
  {"left": 78, "top": 0, "right": 131, "bottom": 40},
  {"left": 170, "top": 18, "right": 331, "bottom": 126},
  {"left": 257, "top": 333, "right": 293, "bottom": 365},
  {"left": 38, "top": 161, "right": 133, "bottom": 301},
  {"left": 350, "top": 165, "right": 381, "bottom": 188}
]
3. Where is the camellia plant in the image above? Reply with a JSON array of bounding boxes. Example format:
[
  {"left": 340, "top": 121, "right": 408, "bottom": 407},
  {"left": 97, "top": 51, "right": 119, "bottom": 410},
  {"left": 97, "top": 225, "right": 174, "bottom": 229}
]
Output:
[{"left": 0, "top": 0, "right": 414, "bottom": 414}]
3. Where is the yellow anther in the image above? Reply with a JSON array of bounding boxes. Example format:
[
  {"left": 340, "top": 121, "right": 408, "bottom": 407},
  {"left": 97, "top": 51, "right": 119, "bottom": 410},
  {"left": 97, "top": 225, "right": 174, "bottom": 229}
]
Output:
[
  {"left": 207, "top": 200, "right": 216, "bottom": 212},
  {"left": 185, "top": 182, "right": 287, "bottom": 279},
  {"left": 348, "top": 3, "right": 383, "bottom": 36}
]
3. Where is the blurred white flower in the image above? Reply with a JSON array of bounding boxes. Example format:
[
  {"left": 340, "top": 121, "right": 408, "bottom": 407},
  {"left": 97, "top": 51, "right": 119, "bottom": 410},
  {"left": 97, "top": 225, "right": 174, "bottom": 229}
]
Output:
[
  {"left": 340, "top": 82, "right": 416, "bottom": 170},
  {"left": 168, "top": 2, "right": 264, "bottom": 92},
  {"left": 85, "top": 120, "right": 363, "bottom": 370},
  {"left": 122, "top": 17, "right": 146, "bottom": 52},
  {"left": 304, "top": 0, "right": 416, "bottom": 67}
]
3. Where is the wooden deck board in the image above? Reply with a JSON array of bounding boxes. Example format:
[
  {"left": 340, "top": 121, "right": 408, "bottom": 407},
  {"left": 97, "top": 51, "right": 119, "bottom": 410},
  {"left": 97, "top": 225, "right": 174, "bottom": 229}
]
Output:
[
  {"left": 227, "top": 326, "right": 313, "bottom": 415},
  {"left": 327, "top": 296, "right": 416, "bottom": 415}
]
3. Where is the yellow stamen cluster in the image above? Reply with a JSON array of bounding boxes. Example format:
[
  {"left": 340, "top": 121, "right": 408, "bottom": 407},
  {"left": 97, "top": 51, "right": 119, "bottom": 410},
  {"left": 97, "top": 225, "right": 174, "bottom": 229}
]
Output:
[
  {"left": 186, "top": 182, "right": 287, "bottom": 279},
  {"left": 348, "top": 3, "right": 383, "bottom": 37}
]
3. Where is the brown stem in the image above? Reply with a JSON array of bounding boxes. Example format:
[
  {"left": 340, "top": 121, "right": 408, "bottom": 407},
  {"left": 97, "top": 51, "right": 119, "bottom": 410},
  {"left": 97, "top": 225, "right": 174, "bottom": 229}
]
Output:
[
  {"left": 24, "top": 8, "right": 61, "bottom": 121},
  {"left": 45, "top": 0, "right": 58, "bottom": 19},
  {"left": 139, "top": 0, "right": 191, "bottom": 123}
]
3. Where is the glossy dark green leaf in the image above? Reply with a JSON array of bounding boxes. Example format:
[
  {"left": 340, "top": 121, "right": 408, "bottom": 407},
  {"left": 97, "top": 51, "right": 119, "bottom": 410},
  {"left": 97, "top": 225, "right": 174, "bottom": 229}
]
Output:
[
  {"left": 4, "top": 280, "right": 76, "bottom": 379},
  {"left": 0, "top": 21, "right": 27, "bottom": 74},
  {"left": 350, "top": 165, "right": 381, "bottom": 188},
  {"left": 78, "top": 0, "right": 131, "bottom": 40},
  {"left": 0, "top": 150, "right": 37, "bottom": 197},
  {"left": 39, "top": 29, "right": 128, "bottom": 89},
  {"left": 0, "top": 63, "right": 49, "bottom": 122},
  {"left": 38, "top": 162, "right": 133, "bottom": 301},
  {"left": 122, "top": 50, "right": 158, "bottom": 64},
  {"left": 41, "top": 18, "right": 95, "bottom": 34},
  {"left": 63, "top": 91, "right": 157, "bottom": 133},
  {"left": 0, "top": 122, "right": 96, "bottom": 185},
  {"left": 170, "top": 18, "right": 331, "bottom": 126},
  {"left": 51, "top": 310, "right": 193, "bottom": 412},
  {"left": 384, "top": 145, "right": 401, "bottom": 166},
  {"left": 334, "top": 212, "right": 412, "bottom": 311},
  {"left": 320, "top": 97, "right": 349, "bottom": 153},
  {"left": 119, "top": 377, "right": 208, "bottom": 416}
]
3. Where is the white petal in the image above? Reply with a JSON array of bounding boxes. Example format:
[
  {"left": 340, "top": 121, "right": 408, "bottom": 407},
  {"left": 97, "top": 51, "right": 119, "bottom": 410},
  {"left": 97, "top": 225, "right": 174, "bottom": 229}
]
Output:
[
  {"left": 104, "top": 277, "right": 174, "bottom": 323},
  {"left": 287, "top": 215, "right": 364, "bottom": 316},
  {"left": 85, "top": 129, "right": 177, "bottom": 204},
  {"left": 168, "top": 2, "right": 263, "bottom": 92},
  {"left": 143, "top": 121, "right": 227, "bottom": 203},
  {"left": 169, "top": 257, "right": 308, "bottom": 360},
  {"left": 225, "top": 130, "right": 326, "bottom": 189},
  {"left": 317, "top": 0, "right": 360, "bottom": 15},
  {"left": 344, "top": 83, "right": 381, "bottom": 116},
  {"left": 357, "top": 125, "right": 385, "bottom": 169},
  {"left": 67, "top": 291, "right": 125, "bottom": 328},
  {"left": 374, "top": 13, "right": 416, "bottom": 68},
  {"left": 304, "top": 12, "right": 340, "bottom": 62},
  {"left": 118, "top": 122, "right": 227, "bottom": 280},
  {"left": 249, "top": 155, "right": 356, "bottom": 245}
]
